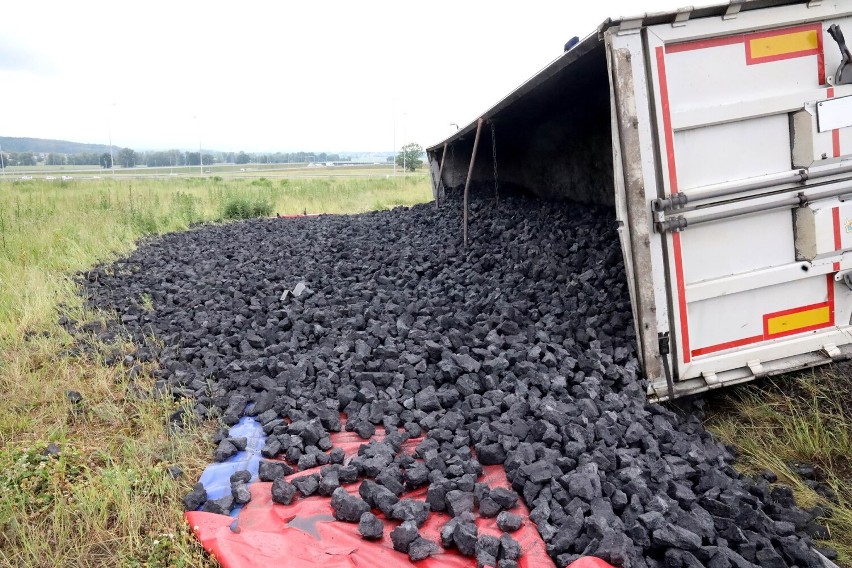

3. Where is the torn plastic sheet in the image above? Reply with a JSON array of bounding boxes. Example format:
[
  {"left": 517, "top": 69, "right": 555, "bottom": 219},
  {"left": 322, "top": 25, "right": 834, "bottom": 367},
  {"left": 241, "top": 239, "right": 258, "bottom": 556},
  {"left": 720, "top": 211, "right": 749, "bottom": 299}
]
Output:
[
  {"left": 198, "top": 417, "right": 266, "bottom": 510},
  {"left": 188, "top": 418, "right": 613, "bottom": 568}
]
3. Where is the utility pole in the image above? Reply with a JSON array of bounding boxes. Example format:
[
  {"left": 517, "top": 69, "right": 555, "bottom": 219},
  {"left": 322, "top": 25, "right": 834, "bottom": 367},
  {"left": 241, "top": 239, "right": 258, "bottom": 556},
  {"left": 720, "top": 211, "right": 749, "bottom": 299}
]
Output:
[
  {"left": 0, "top": 144, "right": 5, "bottom": 179},
  {"left": 108, "top": 103, "right": 115, "bottom": 177},
  {"left": 393, "top": 99, "right": 397, "bottom": 177},
  {"left": 196, "top": 115, "right": 203, "bottom": 176}
]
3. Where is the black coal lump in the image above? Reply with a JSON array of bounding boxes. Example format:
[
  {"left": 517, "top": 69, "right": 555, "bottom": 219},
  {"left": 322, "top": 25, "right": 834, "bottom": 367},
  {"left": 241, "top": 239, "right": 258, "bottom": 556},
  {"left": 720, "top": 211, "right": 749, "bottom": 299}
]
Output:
[
  {"left": 408, "top": 536, "right": 440, "bottom": 562},
  {"left": 389, "top": 498, "right": 430, "bottom": 527},
  {"left": 258, "top": 460, "right": 294, "bottom": 482},
  {"left": 76, "top": 194, "right": 828, "bottom": 568},
  {"left": 391, "top": 520, "right": 420, "bottom": 553},
  {"left": 271, "top": 478, "right": 297, "bottom": 505},
  {"left": 291, "top": 474, "right": 320, "bottom": 497},
  {"left": 358, "top": 511, "right": 383, "bottom": 540},
  {"left": 330, "top": 487, "right": 370, "bottom": 522},
  {"left": 497, "top": 511, "right": 523, "bottom": 532},
  {"left": 201, "top": 495, "right": 234, "bottom": 515},
  {"left": 183, "top": 482, "right": 207, "bottom": 511}
]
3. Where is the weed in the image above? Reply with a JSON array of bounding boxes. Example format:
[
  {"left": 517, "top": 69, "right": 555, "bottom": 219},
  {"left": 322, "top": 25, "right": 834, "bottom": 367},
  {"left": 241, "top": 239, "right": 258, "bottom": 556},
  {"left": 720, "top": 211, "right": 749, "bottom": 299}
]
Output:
[{"left": 706, "top": 367, "right": 852, "bottom": 565}]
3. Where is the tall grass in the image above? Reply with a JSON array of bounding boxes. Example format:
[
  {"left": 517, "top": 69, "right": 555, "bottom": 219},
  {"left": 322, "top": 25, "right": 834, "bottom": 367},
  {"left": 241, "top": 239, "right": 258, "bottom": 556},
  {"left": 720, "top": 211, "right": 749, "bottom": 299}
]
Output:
[
  {"left": 0, "top": 174, "right": 431, "bottom": 566},
  {"left": 707, "top": 370, "right": 852, "bottom": 565}
]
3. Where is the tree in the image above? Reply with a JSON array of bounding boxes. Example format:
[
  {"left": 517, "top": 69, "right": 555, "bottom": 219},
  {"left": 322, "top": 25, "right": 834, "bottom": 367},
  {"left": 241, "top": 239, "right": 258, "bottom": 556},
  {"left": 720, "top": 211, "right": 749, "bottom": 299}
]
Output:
[
  {"left": 395, "top": 143, "right": 423, "bottom": 172},
  {"left": 117, "top": 147, "right": 137, "bottom": 168},
  {"left": 235, "top": 151, "right": 250, "bottom": 164},
  {"left": 45, "top": 153, "right": 66, "bottom": 166},
  {"left": 100, "top": 153, "right": 113, "bottom": 169}
]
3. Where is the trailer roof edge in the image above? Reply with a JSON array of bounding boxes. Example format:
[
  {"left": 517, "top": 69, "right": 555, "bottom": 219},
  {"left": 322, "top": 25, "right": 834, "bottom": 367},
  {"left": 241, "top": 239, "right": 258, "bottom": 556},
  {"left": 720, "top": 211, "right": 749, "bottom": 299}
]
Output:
[{"left": 427, "top": 0, "right": 811, "bottom": 153}]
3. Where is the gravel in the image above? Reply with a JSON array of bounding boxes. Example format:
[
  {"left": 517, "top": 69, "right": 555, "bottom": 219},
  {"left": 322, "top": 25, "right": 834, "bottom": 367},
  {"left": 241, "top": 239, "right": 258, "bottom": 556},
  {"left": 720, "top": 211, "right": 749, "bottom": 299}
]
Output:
[{"left": 78, "top": 194, "right": 834, "bottom": 567}]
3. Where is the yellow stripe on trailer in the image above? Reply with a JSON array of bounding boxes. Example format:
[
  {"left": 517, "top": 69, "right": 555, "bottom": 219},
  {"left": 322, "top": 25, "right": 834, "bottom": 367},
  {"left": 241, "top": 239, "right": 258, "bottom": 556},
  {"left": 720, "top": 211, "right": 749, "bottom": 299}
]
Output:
[
  {"left": 748, "top": 30, "right": 820, "bottom": 61},
  {"left": 765, "top": 305, "right": 831, "bottom": 337}
]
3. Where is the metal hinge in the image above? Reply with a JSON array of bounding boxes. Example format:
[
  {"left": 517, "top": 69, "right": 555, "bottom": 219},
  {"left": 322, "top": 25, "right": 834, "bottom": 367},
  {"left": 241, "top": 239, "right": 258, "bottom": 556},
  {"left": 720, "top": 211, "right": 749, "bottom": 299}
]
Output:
[
  {"left": 672, "top": 7, "right": 693, "bottom": 27},
  {"left": 747, "top": 359, "right": 766, "bottom": 378},
  {"left": 724, "top": 0, "right": 745, "bottom": 20}
]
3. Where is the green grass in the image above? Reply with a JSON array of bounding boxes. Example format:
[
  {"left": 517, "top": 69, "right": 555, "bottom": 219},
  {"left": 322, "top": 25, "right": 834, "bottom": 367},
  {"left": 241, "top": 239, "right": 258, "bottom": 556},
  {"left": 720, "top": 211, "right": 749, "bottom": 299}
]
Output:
[
  {"left": 0, "top": 174, "right": 432, "bottom": 566},
  {"left": 706, "top": 368, "right": 852, "bottom": 566}
]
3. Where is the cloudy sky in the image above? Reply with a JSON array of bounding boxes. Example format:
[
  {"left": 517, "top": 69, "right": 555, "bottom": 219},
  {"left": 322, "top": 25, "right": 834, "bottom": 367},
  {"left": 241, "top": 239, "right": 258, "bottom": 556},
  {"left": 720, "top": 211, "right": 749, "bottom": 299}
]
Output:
[{"left": 2, "top": 0, "right": 686, "bottom": 153}]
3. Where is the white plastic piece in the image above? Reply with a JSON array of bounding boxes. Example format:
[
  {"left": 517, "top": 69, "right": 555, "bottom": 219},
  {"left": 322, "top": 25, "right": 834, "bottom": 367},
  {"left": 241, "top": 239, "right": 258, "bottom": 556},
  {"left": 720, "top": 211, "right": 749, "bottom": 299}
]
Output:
[
  {"left": 292, "top": 282, "right": 306, "bottom": 298},
  {"left": 723, "top": 0, "right": 744, "bottom": 20},
  {"left": 747, "top": 359, "right": 765, "bottom": 378},
  {"left": 702, "top": 370, "right": 721, "bottom": 388},
  {"left": 672, "top": 7, "right": 692, "bottom": 27},
  {"left": 823, "top": 343, "right": 842, "bottom": 360}
]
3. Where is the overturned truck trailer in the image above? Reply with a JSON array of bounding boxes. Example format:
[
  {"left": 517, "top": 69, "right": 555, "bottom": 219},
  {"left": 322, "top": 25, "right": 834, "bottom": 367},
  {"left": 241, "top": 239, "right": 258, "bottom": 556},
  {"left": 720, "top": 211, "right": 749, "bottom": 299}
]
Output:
[{"left": 427, "top": 0, "right": 852, "bottom": 401}]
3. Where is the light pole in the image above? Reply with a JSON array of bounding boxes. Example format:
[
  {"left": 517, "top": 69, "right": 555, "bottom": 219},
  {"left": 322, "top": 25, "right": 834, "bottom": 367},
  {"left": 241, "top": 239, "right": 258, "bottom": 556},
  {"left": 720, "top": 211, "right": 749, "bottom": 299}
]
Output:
[
  {"left": 195, "top": 115, "right": 203, "bottom": 176},
  {"left": 402, "top": 112, "right": 408, "bottom": 175},
  {"left": 0, "top": 143, "right": 5, "bottom": 179},
  {"left": 108, "top": 103, "right": 115, "bottom": 176},
  {"left": 392, "top": 99, "right": 397, "bottom": 177}
]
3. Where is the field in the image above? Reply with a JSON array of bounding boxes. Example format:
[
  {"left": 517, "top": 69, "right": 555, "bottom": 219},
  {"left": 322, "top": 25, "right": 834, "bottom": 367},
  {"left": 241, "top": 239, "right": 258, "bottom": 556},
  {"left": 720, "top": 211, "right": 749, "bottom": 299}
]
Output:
[
  {"left": 0, "top": 173, "right": 849, "bottom": 567},
  {"left": 0, "top": 174, "right": 431, "bottom": 566},
  {"left": 2, "top": 162, "right": 398, "bottom": 180}
]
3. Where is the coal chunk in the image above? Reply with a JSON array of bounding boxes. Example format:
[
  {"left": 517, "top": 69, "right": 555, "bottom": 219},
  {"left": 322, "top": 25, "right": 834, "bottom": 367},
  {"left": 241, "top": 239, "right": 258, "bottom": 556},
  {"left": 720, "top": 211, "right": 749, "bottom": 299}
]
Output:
[
  {"left": 183, "top": 482, "right": 207, "bottom": 511},
  {"left": 497, "top": 511, "right": 523, "bottom": 532},
  {"left": 358, "top": 511, "right": 384, "bottom": 540},
  {"left": 258, "top": 460, "right": 294, "bottom": 482},
  {"left": 391, "top": 520, "right": 420, "bottom": 553},
  {"left": 271, "top": 478, "right": 297, "bottom": 505},
  {"left": 330, "top": 487, "right": 370, "bottom": 522}
]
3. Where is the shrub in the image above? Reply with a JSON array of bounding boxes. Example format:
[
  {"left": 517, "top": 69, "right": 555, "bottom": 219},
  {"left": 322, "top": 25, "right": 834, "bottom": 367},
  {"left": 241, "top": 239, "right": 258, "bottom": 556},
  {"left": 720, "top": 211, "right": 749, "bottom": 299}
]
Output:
[
  {"left": 250, "top": 177, "right": 273, "bottom": 188},
  {"left": 221, "top": 195, "right": 273, "bottom": 220}
]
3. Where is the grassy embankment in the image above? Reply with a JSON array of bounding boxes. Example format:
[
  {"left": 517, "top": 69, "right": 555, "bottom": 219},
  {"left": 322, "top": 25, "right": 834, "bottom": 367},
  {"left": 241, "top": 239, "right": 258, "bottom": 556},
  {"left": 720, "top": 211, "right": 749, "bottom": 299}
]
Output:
[
  {"left": 0, "top": 174, "right": 431, "bottom": 567},
  {"left": 706, "top": 369, "right": 852, "bottom": 566}
]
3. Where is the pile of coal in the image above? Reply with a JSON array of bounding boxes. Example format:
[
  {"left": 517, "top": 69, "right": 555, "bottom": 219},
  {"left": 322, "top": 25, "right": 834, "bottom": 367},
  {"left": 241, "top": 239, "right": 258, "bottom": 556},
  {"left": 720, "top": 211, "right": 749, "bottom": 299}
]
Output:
[{"left": 78, "top": 193, "right": 835, "bottom": 567}]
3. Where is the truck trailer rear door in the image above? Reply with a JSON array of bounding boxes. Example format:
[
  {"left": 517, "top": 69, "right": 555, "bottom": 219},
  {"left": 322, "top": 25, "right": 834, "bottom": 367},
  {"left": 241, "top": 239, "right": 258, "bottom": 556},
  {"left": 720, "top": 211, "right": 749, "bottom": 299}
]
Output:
[{"left": 620, "top": 1, "right": 852, "bottom": 398}]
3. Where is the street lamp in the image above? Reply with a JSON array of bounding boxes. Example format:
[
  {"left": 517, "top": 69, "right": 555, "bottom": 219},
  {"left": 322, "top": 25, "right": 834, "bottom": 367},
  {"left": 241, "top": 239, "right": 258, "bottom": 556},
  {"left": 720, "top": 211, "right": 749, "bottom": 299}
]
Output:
[
  {"left": 195, "top": 115, "right": 203, "bottom": 176},
  {"left": 108, "top": 103, "right": 115, "bottom": 176}
]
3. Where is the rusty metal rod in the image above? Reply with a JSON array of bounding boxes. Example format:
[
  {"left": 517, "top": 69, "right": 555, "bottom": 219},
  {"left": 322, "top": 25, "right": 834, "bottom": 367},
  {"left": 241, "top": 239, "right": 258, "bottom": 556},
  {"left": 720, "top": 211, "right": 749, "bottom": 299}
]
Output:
[
  {"left": 435, "top": 143, "right": 448, "bottom": 208},
  {"left": 463, "top": 118, "right": 484, "bottom": 248}
]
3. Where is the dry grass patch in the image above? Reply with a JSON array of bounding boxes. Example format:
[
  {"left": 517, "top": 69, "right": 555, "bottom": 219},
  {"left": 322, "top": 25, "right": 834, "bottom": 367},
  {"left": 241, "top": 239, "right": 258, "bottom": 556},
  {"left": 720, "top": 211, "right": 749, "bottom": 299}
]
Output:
[{"left": 705, "top": 366, "right": 852, "bottom": 566}]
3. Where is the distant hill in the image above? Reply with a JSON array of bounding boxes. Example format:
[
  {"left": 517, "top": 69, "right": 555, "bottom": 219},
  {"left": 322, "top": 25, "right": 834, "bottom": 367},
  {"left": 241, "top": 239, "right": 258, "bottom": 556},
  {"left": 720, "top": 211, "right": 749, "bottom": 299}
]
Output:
[{"left": 0, "top": 136, "right": 114, "bottom": 154}]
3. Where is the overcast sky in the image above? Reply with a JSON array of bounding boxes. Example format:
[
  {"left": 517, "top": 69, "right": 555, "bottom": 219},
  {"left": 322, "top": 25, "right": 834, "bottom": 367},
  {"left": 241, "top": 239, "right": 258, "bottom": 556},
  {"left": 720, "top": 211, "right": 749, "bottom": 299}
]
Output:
[{"left": 2, "top": 1, "right": 687, "bottom": 153}]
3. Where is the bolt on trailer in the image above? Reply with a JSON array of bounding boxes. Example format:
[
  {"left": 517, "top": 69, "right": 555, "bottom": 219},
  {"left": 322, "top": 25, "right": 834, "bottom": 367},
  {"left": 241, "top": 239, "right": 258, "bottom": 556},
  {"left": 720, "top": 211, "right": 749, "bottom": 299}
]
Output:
[{"left": 427, "top": 0, "right": 852, "bottom": 401}]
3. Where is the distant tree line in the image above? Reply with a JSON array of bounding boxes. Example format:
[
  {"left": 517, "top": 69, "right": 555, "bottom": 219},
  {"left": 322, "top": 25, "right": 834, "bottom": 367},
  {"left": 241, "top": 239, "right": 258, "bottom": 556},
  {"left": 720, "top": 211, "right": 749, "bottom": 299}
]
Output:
[{"left": 0, "top": 148, "right": 351, "bottom": 169}]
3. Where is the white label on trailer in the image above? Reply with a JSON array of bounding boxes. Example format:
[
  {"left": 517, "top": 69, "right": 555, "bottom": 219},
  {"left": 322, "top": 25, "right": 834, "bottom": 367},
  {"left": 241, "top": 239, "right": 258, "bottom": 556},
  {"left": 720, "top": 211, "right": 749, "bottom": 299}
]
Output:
[{"left": 818, "top": 95, "right": 852, "bottom": 132}]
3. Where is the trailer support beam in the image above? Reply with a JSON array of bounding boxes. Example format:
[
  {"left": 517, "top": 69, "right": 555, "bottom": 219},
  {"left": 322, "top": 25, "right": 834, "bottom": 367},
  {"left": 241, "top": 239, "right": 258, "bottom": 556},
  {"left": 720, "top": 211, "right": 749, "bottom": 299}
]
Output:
[
  {"left": 435, "top": 143, "right": 448, "bottom": 208},
  {"left": 463, "top": 118, "right": 484, "bottom": 248}
]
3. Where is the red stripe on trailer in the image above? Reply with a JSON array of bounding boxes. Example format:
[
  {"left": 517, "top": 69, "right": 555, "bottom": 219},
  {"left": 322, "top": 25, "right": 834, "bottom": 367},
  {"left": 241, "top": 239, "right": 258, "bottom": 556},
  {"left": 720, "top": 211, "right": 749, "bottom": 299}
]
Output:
[
  {"left": 833, "top": 206, "right": 842, "bottom": 251},
  {"left": 828, "top": 272, "right": 836, "bottom": 325},
  {"left": 666, "top": 34, "right": 744, "bottom": 53},
  {"left": 828, "top": 87, "right": 842, "bottom": 157},
  {"left": 656, "top": 46, "right": 690, "bottom": 364},
  {"left": 671, "top": 232, "right": 691, "bottom": 363},
  {"left": 833, "top": 205, "right": 842, "bottom": 272},
  {"left": 656, "top": 48, "right": 679, "bottom": 196},
  {"left": 691, "top": 274, "right": 836, "bottom": 357},
  {"left": 666, "top": 23, "right": 826, "bottom": 85},
  {"left": 690, "top": 334, "right": 765, "bottom": 357}
]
